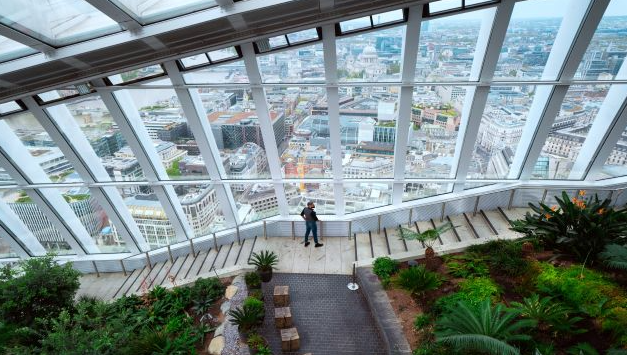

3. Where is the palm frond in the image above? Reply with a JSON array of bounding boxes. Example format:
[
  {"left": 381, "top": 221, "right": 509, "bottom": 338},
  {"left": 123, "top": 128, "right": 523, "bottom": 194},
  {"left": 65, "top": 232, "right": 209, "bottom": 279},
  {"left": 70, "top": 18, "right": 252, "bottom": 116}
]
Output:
[{"left": 438, "top": 334, "right": 520, "bottom": 355}]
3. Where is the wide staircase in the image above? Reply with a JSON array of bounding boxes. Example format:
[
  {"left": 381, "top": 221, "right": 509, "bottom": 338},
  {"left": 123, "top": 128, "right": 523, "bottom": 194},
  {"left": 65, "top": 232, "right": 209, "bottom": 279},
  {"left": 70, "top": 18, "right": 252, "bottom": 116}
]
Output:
[{"left": 76, "top": 207, "right": 532, "bottom": 301}]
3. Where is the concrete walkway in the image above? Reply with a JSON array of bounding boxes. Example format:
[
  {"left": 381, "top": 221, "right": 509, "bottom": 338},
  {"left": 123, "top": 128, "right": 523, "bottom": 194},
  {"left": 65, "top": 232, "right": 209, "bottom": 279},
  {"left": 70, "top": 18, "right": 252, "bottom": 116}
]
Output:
[{"left": 76, "top": 207, "right": 530, "bottom": 301}]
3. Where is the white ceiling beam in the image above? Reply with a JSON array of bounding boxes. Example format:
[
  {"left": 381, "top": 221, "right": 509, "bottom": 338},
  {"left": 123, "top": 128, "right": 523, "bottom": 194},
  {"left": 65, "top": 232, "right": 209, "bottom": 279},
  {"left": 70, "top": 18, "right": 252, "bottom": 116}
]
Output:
[
  {"left": 227, "top": 14, "right": 248, "bottom": 31},
  {"left": 319, "top": 0, "right": 335, "bottom": 11},
  {"left": 0, "top": 24, "right": 52, "bottom": 53},
  {"left": 83, "top": 0, "right": 143, "bottom": 31}
]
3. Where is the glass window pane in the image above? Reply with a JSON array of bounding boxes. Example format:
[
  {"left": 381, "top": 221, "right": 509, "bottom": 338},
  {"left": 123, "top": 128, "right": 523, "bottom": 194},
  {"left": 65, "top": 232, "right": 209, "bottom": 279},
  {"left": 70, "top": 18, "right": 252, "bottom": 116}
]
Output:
[
  {"left": 118, "top": 185, "right": 175, "bottom": 249},
  {"left": 286, "top": 182, "right": 335, "bottom": 215},
  {"left": 286, "top": 28, "right": 319, "bottom": 44},
  {"left": 0, "top": 0, "right": 121, "bottom": 46},
  {"left": 208, "top": 47, "right": 239, "bottom": 62},
  {"left": 0, "top": 35, "right": 36, "bottom": 63},
  {"left": 0, "top": 168, "right": 15, "bottom": 185},
  {"left": 339, "top": 16, "right": 372, "bottom": 33},
  {"left": 0, "top": 101, "right": 23, "bottom": 115},
  {"left": 230, "top": 183, "right": 279, "bottom": 224},
  {"left": 465, "top": 0, "right": 495, "bottom": 5},
  {"left": 268, "top": 35, "right": 288, "bottom": 49},
  {"left": 337, "top": 26, "right": 404, "bottom": 82},
  {"left": 429, "top": 0, "right": 462, "bottom": 14},
  {"left": 344, "top": 182, "right": 392, "bottom": 213},
  {"left": 594, "top": 127, "right": 627, "bottom": 180},
  {"left": 175, "top": 184, "right": 226, "bottom": 236},
  {"left": 45, "top": 187, "right": 129, "bottom": 253},
  {"left": 110, "top": 0, "right": 217, "bottom": 24},
  {"left": 575, "top": 0, "right": 627, "bottom": 80},
  {"left": 416, "top": 9, "right": 487, "bottom": 82},
  {"left": 372, "top": 9, "right": 404, "bottom": 26},
  {"left": 2, "top": 189, "right": 73, "bottom": 254},
  {"left": 493, "top": 0, "right": 566, "bottom": 81},
  {"left": 269, "top": 87, "right": 330, "bottom": 178},
  {"left": 181, "top": 54, "right": 209, "bottom": 68},
  {"left": 183, "top": 60, "right": 249, "bottom": 84},
  {"left": 58, "top": 95, "right": 148, "bottom": 184},
  {"left": 467, "top": 85, "right": 537, "bottom": 179},
  {"left": 258, "top": 43, "right": 325, "bottom": 83},
  {"left": 0, "top": 236, "right": 19, "bottom": 259},
  {"left": 121, "top": 89, "right": 212, "bottom": 180},
  {"left": 406, "top": 85, "right": 468, "bottom": 178},
  {"left": 340, "top": 86, "right": 399, "bottom": 179},
  {"left": 197, "top": 88, "right": 272, "bottom": 179},
  {"left": 403, "top": 183, "right": 453, "bottom": 202},
  {"left": 4, "top": 112, "right": 83, "bottom": 183},
  {"left": 531, "top": 85, "right": 609, "bottom": 180},
  {"left": 109, "top": 65, "right": 165, "bottom": 85}
]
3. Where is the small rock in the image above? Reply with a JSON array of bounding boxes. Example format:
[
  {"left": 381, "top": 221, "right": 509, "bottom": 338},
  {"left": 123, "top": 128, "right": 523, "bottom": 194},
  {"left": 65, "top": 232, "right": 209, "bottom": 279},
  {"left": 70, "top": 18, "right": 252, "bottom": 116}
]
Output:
[
  {"left": 220, "top": 300, "right": 231, "bottom": 314},
  {"left": 407, "top": 260, "right": 419, "bottom": 267},
  {"left": 225, "top": 285, "right": 238, "bottom": 300},
  {"left": 208, "top": 335, "right": 225, "bottom": 355},
  {"left": 214, "top": 323, "right": 225, "bottom": 337}
]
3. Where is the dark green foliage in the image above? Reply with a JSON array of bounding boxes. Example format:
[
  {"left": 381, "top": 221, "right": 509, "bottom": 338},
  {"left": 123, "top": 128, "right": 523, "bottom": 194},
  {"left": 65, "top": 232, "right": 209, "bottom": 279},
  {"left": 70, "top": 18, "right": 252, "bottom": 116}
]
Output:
[
  {"left": 510, "top": 294, "right": 584, "bottom": 335},
  {"left": 600, "top": 244, "right": 627, "bottom": 271},
  {"left": 249, "top": 289, "right": 264, "bottom": 301},
  {"left": 434, "top": 277, "right": 501, "bottom": 315},
  {"left": 229, "top": 304, "right": 264, "bottom": 332},
  {"left": 256, "top": 345, "right": 273, "bottom": 355},
  {"left": 190, "top": 277, "right": 225, "bottom": 304},
  {"left": 243, "top": 296, "right": 265, "bottom": 316},
  {"left": 413, "top": 313, "right": 432, "bottom": 330},
  {"left": 400, "top": 223, "right": 453, "bottom": 249},
  {"left": 248, "top": 250, "right": 279, "bottom": 271},
  {"left": 0, "top": 255, "right": 80, "bottom": 327},
  {"left": 510, "top": 191, "right": 627, "bottom": 262},
  {"left": 566, "top": 342, "right": 599, "bottom": 355},
  {"left": 373, "top": 256, "right": 399, "bottom": 280},
  {"left": 393, "top": 265, "right": 442, "bottom": 297},
  {"left": 435, "top": 300, "right": 536, "bottom": 355},
  {"left": 246, "top": 332, "right": 266, "bottom": 349},
  {"left": 467, "top": 239, "right": 530, "bottom": 277},
  {"left": 245, "top": 271, "right": 262, "bottom": 289},
  {"left": 412, "top": 341, "right": 449, "bottom": 355},
  {"left": 444, "top": 254, "right": 490, "bottom": 278}
]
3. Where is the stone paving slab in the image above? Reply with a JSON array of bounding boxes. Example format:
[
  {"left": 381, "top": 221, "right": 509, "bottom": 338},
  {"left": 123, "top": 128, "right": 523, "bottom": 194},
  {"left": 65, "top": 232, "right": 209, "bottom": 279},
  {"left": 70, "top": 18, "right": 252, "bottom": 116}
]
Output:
[{"left": 258, "top": 273, "right": 386, "bottom": 355}]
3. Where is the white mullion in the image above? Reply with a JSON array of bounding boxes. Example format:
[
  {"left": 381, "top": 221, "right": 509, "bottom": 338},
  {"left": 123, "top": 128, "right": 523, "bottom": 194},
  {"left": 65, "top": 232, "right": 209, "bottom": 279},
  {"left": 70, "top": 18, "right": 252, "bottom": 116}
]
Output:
[
  {"left": 322, "top": 24, "right": 345, "bottom": 216},
  {"left": 451, "top": 2, "right": 514, "bottom": 192},
  {"left": 0, "top": 121, "right": 98, "bottom": 255},
  {"left": 83, "top": 0, "right": 142, "bottom": 30},
  {"left": 0, "top": 198, "right": 47, "bottom": 257},
  {"left": 392, "top": 5, "right": 422, "bottom": 204},
  {"left": 93, "top": 81, "right": 195, "bottom": 241},
  {"left": 162, "top": 61, "right": 239, "bottom": 227},
  {"left": 22, "top": 96, "right": 148, "bottom": 252},
  {"left": 0, "top": 24, "right": 53, "bottom": 53},
  {"left": 511, "top": 0, "right": 607, "bottom": 180},
  {"left": 241, "top": 42, "right": 290, "bottom": 217}
]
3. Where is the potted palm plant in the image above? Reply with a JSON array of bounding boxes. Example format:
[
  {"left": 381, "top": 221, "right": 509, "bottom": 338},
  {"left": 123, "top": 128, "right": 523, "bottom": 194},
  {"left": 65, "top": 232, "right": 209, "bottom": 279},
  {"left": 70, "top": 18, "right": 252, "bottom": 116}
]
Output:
[
  {"left": 400, "top": 222, "right": 453, "bottom": 266},
  {"left": 248, "top": 250, "right": 279, "bottom": 282}
]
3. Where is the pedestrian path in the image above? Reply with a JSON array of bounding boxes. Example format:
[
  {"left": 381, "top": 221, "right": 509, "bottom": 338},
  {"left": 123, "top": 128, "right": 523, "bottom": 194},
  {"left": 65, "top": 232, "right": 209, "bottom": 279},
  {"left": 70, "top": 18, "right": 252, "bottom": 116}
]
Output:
[{"left": 76, "top": 207, "right": 531, "bottom": 301}]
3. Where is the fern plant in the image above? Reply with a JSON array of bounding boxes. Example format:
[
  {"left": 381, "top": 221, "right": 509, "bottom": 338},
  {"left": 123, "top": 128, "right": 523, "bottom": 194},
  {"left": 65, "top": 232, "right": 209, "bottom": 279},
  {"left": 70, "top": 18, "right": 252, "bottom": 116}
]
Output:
[
  {"left": 400, "top": 223, "right": 453, "bottom": 259},
  {"left": 435, "top": 300, "right": 536, "bottom": 355},
  {"left": 228, "top": 304, "right": 264, "bottom": 332},
  {"left": 510, "top": 294, "right": 583, "bottom": 334},
  {"left": 393, "top": 265, "right": 442, "bottom": 298},
  {"left": 599, "top": 244, "right": 627, "bottom": 270}
]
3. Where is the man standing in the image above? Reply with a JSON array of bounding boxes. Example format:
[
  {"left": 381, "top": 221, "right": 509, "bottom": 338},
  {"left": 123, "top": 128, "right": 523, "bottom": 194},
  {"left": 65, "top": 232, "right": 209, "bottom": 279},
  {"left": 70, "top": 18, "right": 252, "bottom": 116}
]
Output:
[{"left": 300, "top": 201, "right": 323, "bottom": 247}]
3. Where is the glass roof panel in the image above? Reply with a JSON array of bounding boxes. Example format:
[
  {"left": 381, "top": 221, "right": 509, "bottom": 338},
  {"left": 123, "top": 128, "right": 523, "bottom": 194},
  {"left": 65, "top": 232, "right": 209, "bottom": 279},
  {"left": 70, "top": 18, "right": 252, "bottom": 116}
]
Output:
[
  {"left": 575, "top": 0, "right": 627, "bottom": 81},
  {"left": 429, "top": 0, "right": 462, "bottom": 14},
  {"left": 415, "top": 9, "right": 488, "bottom": 82},
  {"left": 372, "top": 9, "right": 404, "bottom": 26},
  {"left": 493, "top": 0, "right": 566, "bottom": 81},
  {"left": 268, "top": 35, "right": 288, "bottom": 49},
  {"left": 183, "top": 60, "right": 248, "bottom": 84},
  {"left": 467, "top": 85, "right": 537, "bottom": 179},
  {"left": 339, "top": 16, "right": 371, "bottom": 33},
  {"left": 108, "top": 65, "right": 165, "bottom": 85},
  {"left": 337, "top": 25, "right": 404, "bottom": 82},
  {"left": 0, "top": 35, "right": 37, "bottom": 63},
  {"left": 207, "top": 47, "right": 239, "bottom": 62},
  {"left": 531, "top": 85, "right": 609, "bottom": 180},
  {"left": 0, "top": 0, "right": 121, "bottom": 46},
  {"left": 258, "top": 43, "right": 325, "bottom": 83},
  {"left": 181, "top": 54, "right": 209, "bottom": 68},
  {"left": 0, "top": 101, "right": 23, "bottom": 115},
  {"left": 110, "top": 0, "right": 217, "bottom": 25},
  {"left": 286, "top": 28, "right": 319, "bottom": 45}
]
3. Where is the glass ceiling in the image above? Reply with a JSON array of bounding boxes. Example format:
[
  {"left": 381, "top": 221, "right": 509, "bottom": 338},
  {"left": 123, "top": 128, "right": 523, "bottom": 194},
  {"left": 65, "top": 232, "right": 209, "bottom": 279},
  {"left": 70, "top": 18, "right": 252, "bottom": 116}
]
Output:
[{"left": 1, "top": 0, "right": 627, "bottom": 260}]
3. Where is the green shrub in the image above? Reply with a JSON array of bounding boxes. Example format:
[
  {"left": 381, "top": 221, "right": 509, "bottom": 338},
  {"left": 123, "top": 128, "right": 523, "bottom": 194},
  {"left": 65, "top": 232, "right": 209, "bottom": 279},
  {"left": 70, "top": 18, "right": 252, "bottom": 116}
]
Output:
[
  {"left": 0, "top": 255, "right": 80, "bottom": 328},
  {"left": 246, "top": 332, "right": 266, "bottom": 349},
  {"left": 566, "top": 342, "right": 599, "bottom": 355},
  {"left": 249, "top": 289, "right": 264, "bottom": 301},
  {"left": 413, "top": 313, "right": 432, "bottom": 330},
  {"left": 243, "top": 296, "right": 265, "bottom": 315},
  {"left": 444, "top": 254, "right": 490, "bottom": 278},
  {"left": 245, "top": 272, "right": 262, "bottom": 289},
  {"left": 229, "top": 304, "right": 264, "bottom": 332},
  {"left": 435, "top": 300, "right": 536, "bottom": 355},
  {"left": 434, "top": 277, "right": 501, "bottom": 315},
  {"left": 256, "top": 345, "right": 273, "bottom": 355},
  {"left": 393, "top": 265, "right": 442, "bottom": 297},
  {"left": 510, "top": 294, "right": 583, "bottom": 335},
  {"left": 190, "top": 277, "right": 225, "bottom": 304},
  {"left": 412, "top": 341, "right": 449, "bottom": 355},
  {"left": 467, "top": 239, "right": 529, "bottom": 277},
  {"left": 373, "top": 256, "right": 399, "bottom": 280},
  {"left": 510, "top": 191, "right": 627, "bottom": 262}
]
